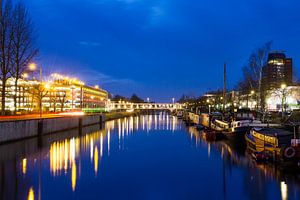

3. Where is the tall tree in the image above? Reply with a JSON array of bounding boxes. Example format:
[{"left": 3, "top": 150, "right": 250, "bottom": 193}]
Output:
[
  {"left": 0, "top": 0, "right": 14, "bottom": 115},
  {"left": 237, "top": 41, "right": 272, "bottom": 92},
  {"left": 11, "top": 2, "right": 38, "bottom": 113},
  {"left": 236, "top": 41, "right": 272, "bottom": 110}
]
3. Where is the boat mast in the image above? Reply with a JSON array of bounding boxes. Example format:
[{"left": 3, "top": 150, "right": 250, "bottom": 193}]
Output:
[{"left": 223, "top": 63, "right": 227, "bottom": 113}]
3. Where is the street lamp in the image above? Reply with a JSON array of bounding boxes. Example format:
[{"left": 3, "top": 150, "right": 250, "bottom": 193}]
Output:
[
  {"left": 28, "top": 63, "right": 42, "bottom": 82},
  {"left": 147, "top": 97, "right": 150, "bottom": 103},
  {"left": 172, "top": 98, "right": 175, "bottom": 104}
]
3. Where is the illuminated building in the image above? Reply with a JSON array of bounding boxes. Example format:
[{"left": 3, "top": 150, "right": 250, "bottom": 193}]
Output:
[
  {"left": 262, "top": 52, "right": 293, "bottom": 91},
  {"left": 0, "top": 73, "right": 108, "bottom": 113},
  {"left": 265, "top": 86, "right": 300, "bottom": 111}
]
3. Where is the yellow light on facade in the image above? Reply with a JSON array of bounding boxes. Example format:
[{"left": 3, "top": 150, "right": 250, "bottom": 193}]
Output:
[
  {"left": 206, "top": 99, "right": 210, "bottom": 103},
  {"left": 251, "top": 90, "right": 255, "bottom": 95},
  {"left": 281, "top": 83, "right": 287, "bottom": 89},
  {"left": 28, "top": 63, "right": 37, "bottom": 71},
  {"left": 22, "top": 73, "right": 29, "bottom": 79},
  {"left": 44, "top": 83, "right": 51, "bottom": 89}
]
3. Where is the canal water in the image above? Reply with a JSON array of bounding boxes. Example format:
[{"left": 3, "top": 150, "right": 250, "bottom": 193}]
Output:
[{"left": 0, "top": 112, "right": 300, "bottom": 200}]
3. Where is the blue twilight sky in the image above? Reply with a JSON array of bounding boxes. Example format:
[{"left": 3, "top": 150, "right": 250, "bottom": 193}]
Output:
[{"left": 24, "top": 0, "right": 300, "bottom": 102}]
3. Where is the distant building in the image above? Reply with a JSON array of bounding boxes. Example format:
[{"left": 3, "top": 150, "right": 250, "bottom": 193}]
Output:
[{"left": 262, "top": 52, "right": 293, "bottom": 91}]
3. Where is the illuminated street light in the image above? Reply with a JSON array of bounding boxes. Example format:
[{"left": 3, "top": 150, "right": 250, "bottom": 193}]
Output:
[
  {"left": 251, "top": 90, "right": 255, "bottom": 95},
  {"left": 44, "top": 83, "right": 51, "bottom": 89},
  {"left": 22, "top": 73, "right": 29, "bottom": 79},
  {"left": 28, "top": 63, "right": 37, "bottom": 71},
  {"left": 28, "top": 62, "right": 42, "bottom": 82},
  {"left": 281, "top": 83, "right": 287, "bottom": 89}
]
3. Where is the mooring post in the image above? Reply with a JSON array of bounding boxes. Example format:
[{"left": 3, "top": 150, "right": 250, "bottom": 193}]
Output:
[
  {"left": 37, "top": 119, "right": 43, "bottom": 149},
  {"left": 38, "top": 119, "right": 43, "bottom": 136},
  {"left": 78, "top": 117, "right": 83, "bottom": 136},
  {"left": 100, "top": 114, "right": 105, "bottom": 129}
]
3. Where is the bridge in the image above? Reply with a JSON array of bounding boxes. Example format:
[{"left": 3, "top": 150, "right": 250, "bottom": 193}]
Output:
[{"left": 107, "top": 101, "right": 183, "bottom": 111}]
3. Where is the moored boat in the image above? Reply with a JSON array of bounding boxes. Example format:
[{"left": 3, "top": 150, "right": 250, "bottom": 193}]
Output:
[
  {"left": 245, "top": 127, "right": 300, "bottom": 165},
  {"left": 201, "top": 128, "right": 223, "bottom": 141},
  {"left": 213, "top": 109, "right": 262, "bottom": 142}
]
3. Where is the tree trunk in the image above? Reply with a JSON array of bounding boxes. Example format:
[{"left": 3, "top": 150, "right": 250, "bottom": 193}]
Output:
[
  {"left": 13, "top": 78, "right": 18, "bottom": 114},
  {"left": 1, "top": 78, "right": 6, "bottom": 115}
]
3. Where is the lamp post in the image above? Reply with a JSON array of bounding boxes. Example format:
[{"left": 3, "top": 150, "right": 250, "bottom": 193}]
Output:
[
  {"left": 281, "top": 83, "right": 287, "bottom": 120},
  {"left": 28, "top": 63, "right": 42, "bottom": 82},
  {"left": 28, "top": 63, "right": 45, "bottom": 117}
]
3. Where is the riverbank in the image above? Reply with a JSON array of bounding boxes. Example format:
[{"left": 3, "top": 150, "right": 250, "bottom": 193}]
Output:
[
  {"left": 0, "top": 114, "right": 105, "bottom": 144},
  {"left": 0, "top": 110, "right": 143, "bottom": 144}
]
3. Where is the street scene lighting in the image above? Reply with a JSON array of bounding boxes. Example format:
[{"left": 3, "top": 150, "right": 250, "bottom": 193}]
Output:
[
  {"left": 281, "top": 83, "right": 287, "bottom": 89},
  {"left": 28, "top": 63, "right": 37, "bottom": 71}
]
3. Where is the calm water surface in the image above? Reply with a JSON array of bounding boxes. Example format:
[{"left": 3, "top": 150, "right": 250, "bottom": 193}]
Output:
[{"left": 1, "top": 113, "right": 300, "bottom": 200}]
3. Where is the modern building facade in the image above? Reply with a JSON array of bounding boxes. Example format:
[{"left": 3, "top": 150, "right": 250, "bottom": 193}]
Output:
[
  {"left": 0, "top": 73, "right": 108, "bottom": 113},
  {"left": 262, "top": 52, "right": 293, "bottom": 91}
]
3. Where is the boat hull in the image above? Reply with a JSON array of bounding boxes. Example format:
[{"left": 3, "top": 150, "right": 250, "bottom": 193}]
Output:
[{"left": 245, "top": 131, "right": 300, "bottom": 165}]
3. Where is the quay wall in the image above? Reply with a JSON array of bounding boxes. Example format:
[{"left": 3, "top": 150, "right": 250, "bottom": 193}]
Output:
[{"left": 0, "top": 114, "right": 105, "bottom": 144}]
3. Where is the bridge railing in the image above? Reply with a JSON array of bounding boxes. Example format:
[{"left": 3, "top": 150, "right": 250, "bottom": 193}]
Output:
[{"left": 106, "top": 101, "right": 183, "bottom": 111}]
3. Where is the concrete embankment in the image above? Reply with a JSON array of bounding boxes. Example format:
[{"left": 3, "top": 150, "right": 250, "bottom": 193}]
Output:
[
  {"left": 0, "top": 110, "right": 150, "bottom": 144},
  {"left": 0, "top": 114, "right": 105, "bottom": 144}
]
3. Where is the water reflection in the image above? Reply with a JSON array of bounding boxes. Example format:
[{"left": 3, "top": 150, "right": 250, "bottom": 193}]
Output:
[
  {"left": 27, "top": 187, "right": 35, "bottom": 200},
  {"left": 0, "top": 112, "right": 299, "bottom": 199},
  {"left": 187, "top": 126, "right": 300, "bottom": 200}
]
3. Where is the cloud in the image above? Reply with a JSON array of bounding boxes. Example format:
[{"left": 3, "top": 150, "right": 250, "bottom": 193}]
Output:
[
  {"left": 78, "top": 41, "right": 101, "bottom": 47},
  {"left": 73, "top": 69, "right": 138, "bottom": 88}
]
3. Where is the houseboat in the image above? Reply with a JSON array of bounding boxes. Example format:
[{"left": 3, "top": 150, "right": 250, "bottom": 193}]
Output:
[
  {"left": 213, "top": 110, "right": 261, "bottom": 141},
  {"left": 245, "top": 127, "right": 300, "bottom": 164}
]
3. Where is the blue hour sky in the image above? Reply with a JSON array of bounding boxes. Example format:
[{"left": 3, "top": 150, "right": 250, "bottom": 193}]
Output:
[{"left": 24, "top": 0, "right": 300, "bottom": 102}]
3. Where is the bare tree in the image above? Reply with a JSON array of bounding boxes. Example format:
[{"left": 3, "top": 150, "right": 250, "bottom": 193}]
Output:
[
  {"left": 11, "top": 2, "right": 38, "bottom": 114},
  {"left": 0, "top": 0, "right": 14, "bottom": 115},
  {"left": 30, "top": 83, "right": 48, "bottom": 117},
  {"left": 236, "top": 41, "right": 272, "bottom": 110}
]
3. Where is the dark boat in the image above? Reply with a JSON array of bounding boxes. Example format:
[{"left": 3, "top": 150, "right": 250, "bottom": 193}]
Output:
[
  {"left": 201, "top": 128, "right": 223, "bottom": 142},
  {"left": 245, "top": 127, "right": 300, "bottom": 165}
]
